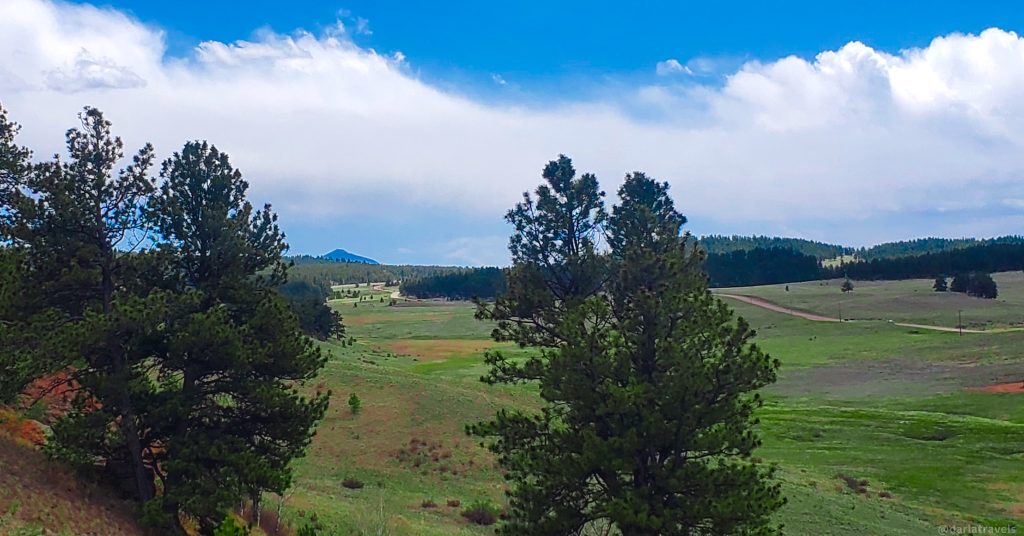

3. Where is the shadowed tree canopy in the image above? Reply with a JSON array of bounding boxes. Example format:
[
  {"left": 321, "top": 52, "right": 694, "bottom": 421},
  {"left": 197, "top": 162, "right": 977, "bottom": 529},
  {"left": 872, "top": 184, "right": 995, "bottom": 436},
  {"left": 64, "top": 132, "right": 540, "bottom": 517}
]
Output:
[
  {"left": 143, "top": 140, "right": 330, "bottom": 530},
  {"left": 0, "top": 106, "right": 330, "bottom": 534},
  {"left": 471, "top": 157, "right": 783, "bottom": 535}
]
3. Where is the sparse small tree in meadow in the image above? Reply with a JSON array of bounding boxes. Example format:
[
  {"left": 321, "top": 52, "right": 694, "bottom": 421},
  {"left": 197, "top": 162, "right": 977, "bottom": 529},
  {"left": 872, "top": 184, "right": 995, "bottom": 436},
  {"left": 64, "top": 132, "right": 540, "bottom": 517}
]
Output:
[
  {"left": 348, "top": 392, "right": 362, "bottom": 414},
  {"left": 950, "top": 273, "right": 969, "bottom": 293},
  {"left": 841, "top": 278, "right": 854, "bottom": 293},
  {"left": 471, "top": 156, "right": 782, "bottom": 535},
  {"left": 933, "top": 276, "right": 948, "bottom": 292}
]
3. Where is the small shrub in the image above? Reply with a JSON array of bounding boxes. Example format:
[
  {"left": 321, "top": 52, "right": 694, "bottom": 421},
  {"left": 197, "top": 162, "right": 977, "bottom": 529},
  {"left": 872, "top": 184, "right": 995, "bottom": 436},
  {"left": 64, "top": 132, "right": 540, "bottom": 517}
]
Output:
[
  {"left": 213, "top": 515, "right": 249, "bottom": 536},
  {"left": 461, "top": 500, "right": 500, "bottom": 526},
  {"left": 446, "top": 499, "right": 460, "bottom": 508},
  {"left": 421, "top": 499, "right": 438, "bottom": 509},
  {"left": 838, "top": 474, "right": 869, "bottom": 494},
  {"left": 342, "top": 478, "right": 364, "bottom": 489},
  {"left": 348, "top": 393, "right": 362, "bottom": 414},
  {"left": 878, "top": 491, "right": 893, "bottom": 499},
  {"left": 296, "top": 524, "right": 319, "bottom": 536}
]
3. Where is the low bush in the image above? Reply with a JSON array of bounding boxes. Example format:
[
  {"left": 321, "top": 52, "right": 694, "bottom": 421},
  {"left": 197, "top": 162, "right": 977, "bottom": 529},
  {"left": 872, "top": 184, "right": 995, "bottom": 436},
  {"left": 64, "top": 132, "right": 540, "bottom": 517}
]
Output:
[{"left": 460, "top": 500, "right": 500, "bottom": 526}]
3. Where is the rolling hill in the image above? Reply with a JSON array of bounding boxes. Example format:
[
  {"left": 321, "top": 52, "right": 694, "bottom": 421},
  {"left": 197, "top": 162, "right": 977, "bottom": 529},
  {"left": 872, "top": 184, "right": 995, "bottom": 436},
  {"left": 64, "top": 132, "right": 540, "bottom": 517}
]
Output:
[{"left": 321, "top": 248, "right": 379, "bottom": 264}]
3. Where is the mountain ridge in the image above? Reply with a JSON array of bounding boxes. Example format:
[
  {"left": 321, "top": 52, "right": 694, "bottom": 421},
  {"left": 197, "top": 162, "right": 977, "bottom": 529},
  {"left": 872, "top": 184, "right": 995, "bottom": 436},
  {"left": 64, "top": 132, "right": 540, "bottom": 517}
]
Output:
[{"left": 321, "top": 248, "right": 379, "bottom": 264}]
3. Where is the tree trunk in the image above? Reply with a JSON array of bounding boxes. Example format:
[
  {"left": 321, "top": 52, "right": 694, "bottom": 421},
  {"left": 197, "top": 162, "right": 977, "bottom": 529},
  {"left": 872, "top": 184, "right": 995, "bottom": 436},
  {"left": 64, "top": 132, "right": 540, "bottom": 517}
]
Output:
[
  {"left": 250, "top": 491, "right": 262, "bottom": 529},
  {"left": 103, "top": 261, "right": 154, "bottom": 503}
]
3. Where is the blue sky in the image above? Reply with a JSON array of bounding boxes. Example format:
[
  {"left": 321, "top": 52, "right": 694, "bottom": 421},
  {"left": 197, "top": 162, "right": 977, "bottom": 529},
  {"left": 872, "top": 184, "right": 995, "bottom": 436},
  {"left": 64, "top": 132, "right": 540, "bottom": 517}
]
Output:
[{"left": 3, "top": 1, "right": 1024, "bottom": 264}]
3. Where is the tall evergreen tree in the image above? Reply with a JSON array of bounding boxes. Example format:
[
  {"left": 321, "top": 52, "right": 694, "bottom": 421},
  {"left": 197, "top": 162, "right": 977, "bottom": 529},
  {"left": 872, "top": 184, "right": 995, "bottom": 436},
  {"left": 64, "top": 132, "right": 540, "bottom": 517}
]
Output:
[
  {"left": 2, "top": 107, "right": 160, "bottom": 504},
  {"left": 472, "top": 158, "right": 782, "bottom": 535},
  {"left": 145, "top": 141, "right": 329, "bottom": 530},
  {"left": 0, "top": 104, "right": 43, "bottom": 402}
]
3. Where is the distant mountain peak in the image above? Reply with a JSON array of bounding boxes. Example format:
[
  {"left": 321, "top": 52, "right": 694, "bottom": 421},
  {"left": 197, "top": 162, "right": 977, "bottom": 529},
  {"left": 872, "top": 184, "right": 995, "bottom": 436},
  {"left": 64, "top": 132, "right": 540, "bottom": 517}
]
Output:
[{"left": 321, "top": 248, "right": 379, "bottom": 265}]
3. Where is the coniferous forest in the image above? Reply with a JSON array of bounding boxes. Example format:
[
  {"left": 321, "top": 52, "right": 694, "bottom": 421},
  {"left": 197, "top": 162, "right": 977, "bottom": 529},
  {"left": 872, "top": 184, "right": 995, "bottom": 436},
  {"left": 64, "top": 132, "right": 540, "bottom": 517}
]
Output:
[{"left": 0, "top": 105, "right": 329, "bottom": 533}]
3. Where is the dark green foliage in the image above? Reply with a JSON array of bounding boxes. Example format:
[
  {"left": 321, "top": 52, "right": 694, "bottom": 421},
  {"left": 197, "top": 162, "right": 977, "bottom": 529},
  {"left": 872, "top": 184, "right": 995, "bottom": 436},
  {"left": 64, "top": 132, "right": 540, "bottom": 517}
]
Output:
[
  {"left": 841, "top": 278, "right": 854, "bottom": 293},
  {"left": 296, "top": 524, "right": 319, "bottom": 536},
  {"left": 0, "top": 105, "right": 330, "bottom": 533},
  {"left": 276, "top": 278, "right": 344, "bottom": 340},
  {"left": 832, "top": 243, "right": 1024, "bottom": 281},
  {"left": 287, "top": 257, "right": 459, "bottom": 286},
  {"left": 1, "top": 106, "right": 160, "bottom": 503},
  {"left": 144, "top": 141, "right": 329, "bottom": 529},
  {"left": 213, "top": 515, "right": 249, "bottom": 536},
  {"left": 460, "top": 500, "right": 500, "bottom": 526},
  {"left": 400, "top": 267, "right": 507, "bottom": 300},
  {"left": 471, "top": 157, "right": 782, "bottom": 535},
  {"left": 949, "top": 272, "right": 997, "bottom": 299},
  {"left": 703, "top": 247, "right": 823, "bottom": 287},
  {"left": 856, "top": 236, "right": 1024, "bottom": 261},
  {"left": 699, "top": 234, "right": 849, "bottom": 259},
  {"left": 348, "top": 392, "right": 361, "bottom": 414},
  {"left": 933, "top": 277, "right": 948, "bottom": 292},
  {"left": 0, "top": 103, "right": 31, "bottom": 212}
]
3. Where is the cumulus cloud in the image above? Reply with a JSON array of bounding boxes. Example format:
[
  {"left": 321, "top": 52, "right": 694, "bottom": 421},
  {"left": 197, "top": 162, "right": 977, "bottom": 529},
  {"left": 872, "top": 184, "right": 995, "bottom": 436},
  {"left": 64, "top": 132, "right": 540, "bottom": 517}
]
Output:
[
  {"left": 44, "top": 50, "right": 146, "bottom": 92},
  {"left": 656, "top": 58, "right": 691, "bottom": 76},
  {"left": 3, "top": 0, "right": 1024, "bottom": 252}
]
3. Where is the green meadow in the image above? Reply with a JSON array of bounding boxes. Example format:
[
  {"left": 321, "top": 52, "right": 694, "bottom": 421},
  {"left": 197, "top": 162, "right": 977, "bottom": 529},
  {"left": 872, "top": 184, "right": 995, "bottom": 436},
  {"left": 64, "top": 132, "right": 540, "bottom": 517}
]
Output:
[
  {"left": 276, "top": 287, "right": 1024, "bottom": 535},
  {"left": 718, "top": 271, "right": 1024, "bottom": 329}
]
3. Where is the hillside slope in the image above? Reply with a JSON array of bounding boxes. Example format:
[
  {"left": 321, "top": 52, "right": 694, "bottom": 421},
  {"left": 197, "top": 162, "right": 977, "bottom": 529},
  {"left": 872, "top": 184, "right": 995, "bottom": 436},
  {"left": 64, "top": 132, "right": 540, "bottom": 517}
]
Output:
[
  {"left": 0, "top": 435, "right": 143, "bottom": 535},
  {"left": 322, "top": 248, "right": 379, "bottom": 264}
]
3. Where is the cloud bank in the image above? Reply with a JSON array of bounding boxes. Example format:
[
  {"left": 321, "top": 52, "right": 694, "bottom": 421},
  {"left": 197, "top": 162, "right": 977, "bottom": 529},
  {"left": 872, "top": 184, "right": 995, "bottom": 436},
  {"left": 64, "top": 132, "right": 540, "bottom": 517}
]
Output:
[{"left": 3, "top": 0, "right": 1024, "bottom": 260}]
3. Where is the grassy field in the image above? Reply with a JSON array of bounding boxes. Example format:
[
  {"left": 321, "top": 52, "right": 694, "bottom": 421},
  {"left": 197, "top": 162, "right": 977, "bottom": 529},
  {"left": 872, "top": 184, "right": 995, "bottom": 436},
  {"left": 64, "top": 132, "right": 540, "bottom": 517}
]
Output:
[
  {"left": 273, "top": 288, "right": 1024, "bottom": 535},
  {"left": 718, "top": 271, "right": 1024, "bottom": 328}
]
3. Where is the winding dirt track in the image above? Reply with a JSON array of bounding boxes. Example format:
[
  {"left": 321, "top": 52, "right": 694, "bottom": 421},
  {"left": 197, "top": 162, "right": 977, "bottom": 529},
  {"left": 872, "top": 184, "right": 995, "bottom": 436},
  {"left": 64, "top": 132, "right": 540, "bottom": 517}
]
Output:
[
  {"left": 718, "top": 294, "right": 839, "bottom": 322},
  {"left": 717, "top": 294, "right": 991, "bottom": 334}
]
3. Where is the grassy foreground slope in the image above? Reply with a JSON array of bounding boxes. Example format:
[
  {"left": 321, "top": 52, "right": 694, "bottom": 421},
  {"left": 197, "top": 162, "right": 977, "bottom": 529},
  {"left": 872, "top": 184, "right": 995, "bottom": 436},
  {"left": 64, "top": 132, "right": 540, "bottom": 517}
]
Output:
[
  {"left": 0, "top": 435, "right": 143, "bottom": 535},
  {"left": 718, "top": 271, "right": 1024, "bottom": 329},
  {"left": 274, "top": 289, "right": 1024, "bottom": 535}
]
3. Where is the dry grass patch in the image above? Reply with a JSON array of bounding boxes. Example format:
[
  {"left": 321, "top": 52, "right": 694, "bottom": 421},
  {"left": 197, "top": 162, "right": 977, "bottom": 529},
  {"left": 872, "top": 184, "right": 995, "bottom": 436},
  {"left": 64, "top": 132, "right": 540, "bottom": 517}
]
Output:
[
  {"left": 385, "top": 339, "right": 494, "bottom": 362},
  {"left": 0, "top": 436, "right": 142, "bottom": 535}
]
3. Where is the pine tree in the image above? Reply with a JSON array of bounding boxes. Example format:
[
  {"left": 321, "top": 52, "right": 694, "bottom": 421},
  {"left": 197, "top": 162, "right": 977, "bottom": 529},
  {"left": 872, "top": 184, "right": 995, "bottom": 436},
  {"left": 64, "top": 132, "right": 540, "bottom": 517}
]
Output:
[
  {"left": 933, "top": 276, "right": 948, "bottom": 292},
  {"left": 0, "top": 104, "right": 44, "bottom": 402},
  {"left": 841, "top": 278, "right": 854, "bottom": 293},
  {"left": 471, "top": 158, "right": 783, "bottom": 535},
  {"left": 2, "top": 107, "right": 161, "bottom": 503},
  {"left": 145, "top": 141, "right": 329, "bottom": 530},
  {"left": 950, "top": 273, "right": 969, "bottom": 293}
]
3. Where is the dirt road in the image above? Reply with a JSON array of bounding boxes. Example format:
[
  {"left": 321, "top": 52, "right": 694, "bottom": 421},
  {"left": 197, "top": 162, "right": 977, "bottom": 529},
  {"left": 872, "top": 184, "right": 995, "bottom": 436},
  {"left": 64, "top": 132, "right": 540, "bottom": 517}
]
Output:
[
  {"left": 717, "top": 294, "right": 840, "bottom": 322},
  {"left": 717, "top": 294, "right": 991, "bottom": 333}
]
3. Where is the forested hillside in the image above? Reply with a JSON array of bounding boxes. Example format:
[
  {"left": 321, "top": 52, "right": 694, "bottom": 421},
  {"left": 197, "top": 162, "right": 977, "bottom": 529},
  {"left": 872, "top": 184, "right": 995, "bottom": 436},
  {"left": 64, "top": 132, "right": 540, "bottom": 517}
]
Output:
[
  {"left": 400, "top": 267, "right": 507, "bottom": 299},
  {"left": 288, "top": 257, "right": 463, "bottom": 285},
  {"left": 703, "top": 248, "right": 823, "bottom": 287},
  {"left": 832, "top": 243, "right": 1024, "bottom": 280},
  {"left": 856, "top": 236, "right": 1024, "bottom": 261},
  {"left": 699, "top": 235, "right": 849, "bottom": 259}
]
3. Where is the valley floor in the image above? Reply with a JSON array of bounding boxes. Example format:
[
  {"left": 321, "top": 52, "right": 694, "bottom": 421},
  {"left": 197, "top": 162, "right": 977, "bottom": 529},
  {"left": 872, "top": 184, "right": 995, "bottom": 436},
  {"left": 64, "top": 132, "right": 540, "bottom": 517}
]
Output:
[{"left": 271, "top": 288, "right": 1024, "bottom": 535}]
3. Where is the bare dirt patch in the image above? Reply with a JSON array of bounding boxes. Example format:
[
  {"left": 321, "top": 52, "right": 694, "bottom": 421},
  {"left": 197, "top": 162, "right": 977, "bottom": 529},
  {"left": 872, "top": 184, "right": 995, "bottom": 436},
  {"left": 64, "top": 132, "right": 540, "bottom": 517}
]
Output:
[
  {"left": 972, "top": 381, "right": 1024, "bottom": 394},
  {"left": 385, "top": 339, "right": 494, "bottom": 362}
]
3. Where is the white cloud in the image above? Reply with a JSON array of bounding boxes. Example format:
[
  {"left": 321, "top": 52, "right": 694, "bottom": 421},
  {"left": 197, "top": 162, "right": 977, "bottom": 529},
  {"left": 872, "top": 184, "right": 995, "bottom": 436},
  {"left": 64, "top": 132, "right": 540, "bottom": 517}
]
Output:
[
  {"left": 491, "top": 73, "right": 508, "bottom": 86},
  {"left": 3, "top": 0, "right": 1024, "bottom": 247},
  {"left": 442, "top": 236, "right": 509, "bottom": 266},
  {"left": 44, "top": 49, "right": 146, "bottom": 92},
  {"left": 656, "top": 58, "right": 691, "bottom": 76}
]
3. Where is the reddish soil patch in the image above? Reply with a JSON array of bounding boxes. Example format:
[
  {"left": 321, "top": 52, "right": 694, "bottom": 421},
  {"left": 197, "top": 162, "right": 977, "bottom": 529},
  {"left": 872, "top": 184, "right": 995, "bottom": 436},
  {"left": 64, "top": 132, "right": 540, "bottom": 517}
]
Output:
[
  {"left": 385, "top": 339, "right": 494, "bottom": 362},
  {"left": 972, "top": 381, "right": 1024, "bottom": 393}
]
